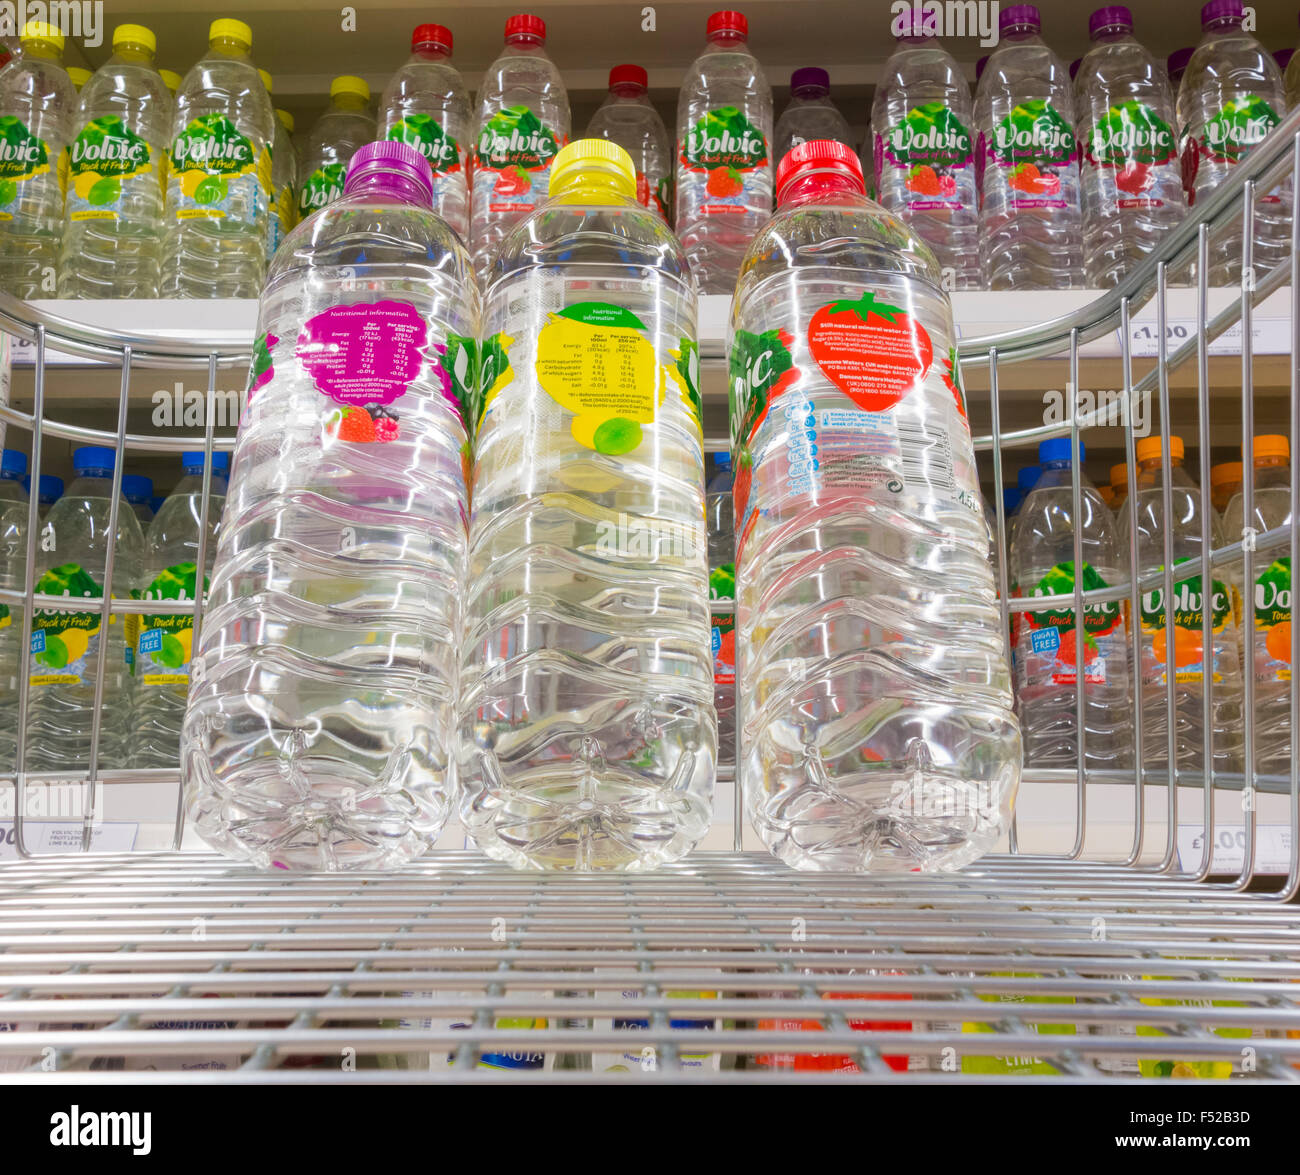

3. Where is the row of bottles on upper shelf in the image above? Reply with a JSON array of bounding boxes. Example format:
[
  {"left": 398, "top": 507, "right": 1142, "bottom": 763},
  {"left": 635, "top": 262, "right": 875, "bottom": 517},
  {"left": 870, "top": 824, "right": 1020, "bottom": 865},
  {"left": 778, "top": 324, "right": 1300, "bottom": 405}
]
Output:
[
  {"left": 0, "top": 1, "right": 1296, "bottom": 302},
  {"left": 994, "top": 434, "right": 1292, "bottom": 779}
]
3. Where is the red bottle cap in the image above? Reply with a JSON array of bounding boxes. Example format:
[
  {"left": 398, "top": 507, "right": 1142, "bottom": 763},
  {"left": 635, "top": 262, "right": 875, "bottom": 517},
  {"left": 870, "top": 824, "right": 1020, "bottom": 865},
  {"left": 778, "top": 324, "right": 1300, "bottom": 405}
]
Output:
[
  {"left": 609, "top": 63, "right": 648, "bottom": 90},
  {"left": 775, "top": 139, "right": 864, "bottom": 203},
  {"left": 411, "top": 23, "right": 452, "bottom": 52},
  {"left": 706, "top": 10, "right": 748, "bottom": 38},
  {"left": 505, "top": 13, "right": 546, "bottom": 42}
]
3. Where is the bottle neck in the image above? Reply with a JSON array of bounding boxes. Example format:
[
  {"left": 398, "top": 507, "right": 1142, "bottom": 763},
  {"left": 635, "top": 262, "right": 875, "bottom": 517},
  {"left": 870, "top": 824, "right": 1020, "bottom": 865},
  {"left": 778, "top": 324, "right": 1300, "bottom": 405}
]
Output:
[
  {"left": 412, "top": 44, "right": 451, "bottom": 62},
  {"left": 1253, "top": 455, "right": 1289, "bottom": 471},
  {"left": 1203, "top": 17, "right": 1243, "bottom": 34},
  {"left": 209, "top": 36, "right": 251, "bottom": 60},
  {"left": 113, "top": 43, "right": 155, "bottom": 65},
  {"left": 1091, "top": 27, "right": 1133, "bottom": 44},
  {"left": 344, "top": 170, "right": 431, "bottom": 206},
  {"left": 552, "top": 168, "right": 635, "bottom": 204},
  {"left": 22, "top": 41, "right": 61, "bottom": 62},
  {"left": 778, "top": 170, "right": 864, "bottom": 209},
  {"left": 505, "top": 34, "right": 544, "bottom": 51},
  {"left": 706, "top": 32, "right": 747, "bottom": 49},
  {"left": 610, "top": 83, "right": 647, "bottom": 99},
  {"left": 1139, "top": 455, "right": 1183, "bottom": 475},
  {"left": 791, "top": 86, "right": 829, "bottom": 101},
  {"left": 332, "top": 93, "right": 369, "bottom": 112}
]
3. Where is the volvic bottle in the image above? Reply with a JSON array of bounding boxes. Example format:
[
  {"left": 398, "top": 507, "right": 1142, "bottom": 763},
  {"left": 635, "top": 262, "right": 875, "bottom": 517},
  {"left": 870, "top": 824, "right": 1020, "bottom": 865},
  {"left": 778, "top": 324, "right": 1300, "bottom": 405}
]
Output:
[
  {"left": 134, "top": 451, "right": 227, "bottom": 769},
  {"left": 162, "top": 19, "right": 274, "bottom": 298},
  {"left": 0, "top": 449, "right": 27, "bottom": 774},
  {"left": 676, "top": 10, "right": 772, "bottom": 295},
  {"left": 774, "top": 68, "right": 854, "bottom": 170},
  {"left": 469, "top": 14, "right": 569, "bottom": 282},
  {"left": 872, "top": 13, "right": 980, "bottom": 290},
  {"left": 0, "top": 22, "right": 75, "bottom": 298},
  {"left": 298, "top": 76, "right": 376, "bottom": 220},
  {"left": 1178, "top": 0, "right": 1288, "bottom": 284},
  {"left": 461, "top": 140, "right": 713, "bottom": 871},
  {"left": 121, "top": 474, "right": 154, "bottom": 526},
  {"left": 380, "top": 23, "right": 471, "bottom": 239},
  {"left": 1118, "top": 435, "right": 1243, "bottom": 773},
  {"left": 734, "top": 140, "right": 1020, "bottom": 871},
  {"left": 26, "top": 447, "right": 145, "bottom": 775},
  {"left": 1222, "top": 436, "right": 1292, "bottom": 777},
  {"left": 58, "top": 24, "right": 170, "bottom": 298},
  {"left": 586, "top": 65, "right": 674, "bottom": 222},
  {"left": 257, "top": 71, "right": 298, "bottom": 256},
  {"left": 976, "top": 5, "right": 1085, "bottom": 289},
  {"left": 706, "top": 453, "right": 736, "bottom": 776},
  {"left": 1010, "top": 439, "right": 1132, "bottom": 769},
  {"left": 1076, "top": 6, "right": 1186, "bottom": 288},
  {"left": 183, "top": 142, "right": 477, "bottom": 870}
]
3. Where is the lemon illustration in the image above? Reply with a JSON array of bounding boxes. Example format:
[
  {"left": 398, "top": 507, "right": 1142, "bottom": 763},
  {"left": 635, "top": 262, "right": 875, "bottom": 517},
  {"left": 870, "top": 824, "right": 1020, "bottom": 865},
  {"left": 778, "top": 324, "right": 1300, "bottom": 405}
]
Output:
[
  {"left": 73, "top": 169, "right": 103, "bottom": 201},
  {"left": 59, "top": 628, "right": 91, "bottom": 665}
]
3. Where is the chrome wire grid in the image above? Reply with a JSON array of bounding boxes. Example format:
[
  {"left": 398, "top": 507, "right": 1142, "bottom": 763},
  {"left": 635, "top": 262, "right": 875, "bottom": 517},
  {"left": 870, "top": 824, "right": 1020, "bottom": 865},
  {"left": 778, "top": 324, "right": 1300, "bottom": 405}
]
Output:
[{"left": 0, "top": 104, "right": 1299, "bottom": 1083}]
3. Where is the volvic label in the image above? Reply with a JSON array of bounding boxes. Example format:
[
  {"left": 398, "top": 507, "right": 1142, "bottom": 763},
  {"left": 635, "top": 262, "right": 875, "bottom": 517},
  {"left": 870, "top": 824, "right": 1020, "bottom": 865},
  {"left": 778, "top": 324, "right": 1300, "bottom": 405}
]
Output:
[
  {"left": 133, "top": 562, "right": 205, "bottom": 685},
  {"left": 29, "top": 563, "right": 105, "bottom": 686},
  {"left": 878, "top": 103, "right": 974, "bottom": 210},
  {"left": 1251, "top": 556, "right": 1292, "bottom": 683},
  {"left": 386, "top": 115, "right": 462, "bottom": 177},
  {"left": 66, "top": 116, "right": 154, "bottom": 222},
  {"left": 169, "top": 113, "right": 269, "bottom": 224},
  {"left": 297, "top": 162, "right": 346, "bottom": 215},
  {"left": 0, "top": 115, "right": 51, "bottom": 217},
  {"left": 681, "top": 106, "right": 768, "bottom": 172},
  {"left": 1016, "top": 561, "right": 1123, "bottom": 687},
  {"left": 985, "top": 100, "right": 1076, "bottom": 207},
  {"left": 475, "top": 105, "right": 562, "bottom": 214},
  {"left": 1086, "top": 101, "right": 1177, "bottom": 168},
  {"left": 1140, "top": 566, "right": 1233, "bottom": 684},
  {"left": 1200, "top": 96, "right": 1281, "bottom": 164}
]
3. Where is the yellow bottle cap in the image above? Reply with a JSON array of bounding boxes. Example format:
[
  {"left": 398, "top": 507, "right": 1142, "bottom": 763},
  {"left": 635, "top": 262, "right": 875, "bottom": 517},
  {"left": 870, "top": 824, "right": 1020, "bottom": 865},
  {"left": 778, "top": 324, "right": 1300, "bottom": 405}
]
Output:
[
  {"left": 276, "top": 108, "right": 295, "bottom": 133},
  {"left": 113, "top": 24, "right": 156, "bottom": 53},
  {"left": 258, "top": 69, "right": 272, "bottom": 93},
  {"left": 66, "top": 66, "right": 92, "bottom": 88},
  {"left": 1210, "top": 461, "right": 1243, "bottom": 487},
  {"left": 1097, "top": 484, "right": 1115, "bottom": 507},
  {"left": 21, "top": 21, "right": 64, "bottom": 50},
  {"left": 1135, "top": 435, "right": 1185, "bottom": 465},
  {"left": 1250, "top": 435, "right": 1289, "bottom": 462},
  {"left": 549, "top": 139, "right": 636, "bottom": 201},
  {"left": 1109, "top": 463, "right": 1128, "bottom": 489},
  {"left": 159, "top": 69, "right": 183, "bottom": 93},
  {"left": 331, "top": 75, "right": 370, "bottom": 101},
  {"left": 210, "top": 19, "right": 252, "bottom": 48}
]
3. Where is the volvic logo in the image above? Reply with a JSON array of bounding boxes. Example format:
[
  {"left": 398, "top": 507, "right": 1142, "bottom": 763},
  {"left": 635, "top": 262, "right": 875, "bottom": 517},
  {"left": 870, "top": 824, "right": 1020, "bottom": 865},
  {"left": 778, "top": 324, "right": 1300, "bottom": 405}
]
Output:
[
  {"left": 993, "top": 121, "right": 1073, "bottom": 155},
  {"left": 70, "top": 138, "right": 148, "bottom": 167},
  {"left": 688, "top": 126, "right": 764, "bottom": 160},
  {"left": 0, "top": 138, "right": 40, "bottom": 164},
  {"left": 1255, "top": 578, "right": 1291, "bottom": 612},
  {"left": 1204, "top": 113, "right": 1275, "bottom": 148},
  {"left": 173, "top": 138, "right": 251, "bottom": 166},
  {"left": 1141, "top": 578, "right": 1231, "bottom": 628},
  {"left": 479, "top": 126, "right": 557, "bottom": 160},
  {"left": 891, "top": 122, "right": 969, "bottom": 155},
  {"left": 1092, "top": 122, "right": 1174, "bottom": 161}
]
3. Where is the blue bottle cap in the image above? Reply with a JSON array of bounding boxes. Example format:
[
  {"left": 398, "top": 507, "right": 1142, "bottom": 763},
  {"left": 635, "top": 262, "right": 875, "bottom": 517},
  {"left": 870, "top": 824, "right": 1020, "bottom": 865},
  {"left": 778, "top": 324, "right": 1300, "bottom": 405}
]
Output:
[
  {"left": 1038, "top": 437, "right": 1085, "bottom": 464},
  {"left": 713, "top": 452, "right": 731, "bottom": 472},
  {"left": 150, "top": 495, "right": 164, "bottom": 513},
  {"left": 26, "top": 474, "right": 63, "bottom": 501},
  {"left": 1002, "top": 486, "right": 1022, "bottom": 513},
  {"left": 73, "top": 446, "right": 117, "bottom": 474},
  {"left": 182, "top": 450, "right": 231, "bottom": 473},
  {"left": 0, "top": 448, "right": 26, "bottom": 479},
  {"left": 1017, "top": 465, "right": 1042, "bottom": 492},
  {"left": 121, "top": 474, "right": 153, "bottom": 502}
]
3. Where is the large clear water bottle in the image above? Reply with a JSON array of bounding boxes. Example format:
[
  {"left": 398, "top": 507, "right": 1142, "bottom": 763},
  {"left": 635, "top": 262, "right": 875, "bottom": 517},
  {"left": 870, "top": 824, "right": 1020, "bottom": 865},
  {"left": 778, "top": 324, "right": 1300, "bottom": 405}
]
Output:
[
  {"left": 976, "top": 5, "right": 1085, "bottom": 289},
  {"left": 586, "top": 65, "right": 674, "bottom": 222},
  {"left": 26, "top": 446, "right": 145, "bottom": 775},
  {"left": 675, "top": 10, "right": 772, "bottom": 295},
  {"left": 134, "top": 452, "right": 227, "bottom": 770},
  {"left": 1076, "top": 6, "right": 1186, "bottom": 288},
  {"left": 1009, "top": 439, "right": 1133, "bottom": 769},
  {"left": 0, "top": 449, "right": 28, "bottom": 774},
  {"left": 0, "top": 22, "right": 74, "bottom": 299},
  {"left": 706, "top": 453, "right": 736, "bottom": 777},
  {"left": 469, "top": 14, "right": 569, "bottom": 283},
  {"left": 182, "top": 142, "right": 476, "bottom": 870},
  {"left": 461, "top": 139, "right": 713, "bottom": 871},
  {"left": 1177, "top": 0, "right": 1289, "bottom": 285},
  {"left": 1222, "top": 436, "right": 1292, "bottom": 777},
  {"left": 162, "top": 19, "right": 274, "bottom": 299},
  {"left": 380, "top": 23, "right": 471, "bottom": 240},
  {"left": 58, "top": 24, "right": 170, "bottom": 298},
  {"left": 1117, "top": 435, "right": 1244, "bottom": 774},
  {"left": 774, "top": 68, "right": 854, "bottom": 171},
  {"left": 121, "top": 474, "right": 154, "bottom": 526},
  {"left": 734, "top": 140, "right": 1020, "bottom": 871},
  {"left": 257, "top": 71, "right": 299, "bottom": 258},
  {"left": 871, "top": 14, "right": 980, "bottom": 291},
  {"left": 298, "top": 76, "right": 376, "bottom": 220}
]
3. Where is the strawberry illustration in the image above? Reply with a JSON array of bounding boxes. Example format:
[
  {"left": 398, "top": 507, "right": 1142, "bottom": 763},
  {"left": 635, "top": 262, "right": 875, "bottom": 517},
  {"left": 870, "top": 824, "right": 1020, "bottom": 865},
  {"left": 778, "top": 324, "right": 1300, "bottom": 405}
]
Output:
[
  {"left": 493, "top": 165, "right": 531, "bottom": 196},
  {"left": 906, "top": 165, "right": 940, "bottom": 196},
  {"left": 715, "top": 628, "right": 736, "bottom": 672},
  {"left": 328, "top": 406, "right": 376, "bottom": 443},
  {"left": 1056, "top": 628, "right": 1099, "bottom": 668},
  {"left": 1030, "top": 173, "right": 1061, "bottom": 195},
  {"left": 807, "top": 291, "right": 934, "bottom": 413},
  {"left": 706, "top": 166, "right": 744, "bottom": 198},
  {"left": 1009, "top": 162, "right": 1041, "bottom": 192}
]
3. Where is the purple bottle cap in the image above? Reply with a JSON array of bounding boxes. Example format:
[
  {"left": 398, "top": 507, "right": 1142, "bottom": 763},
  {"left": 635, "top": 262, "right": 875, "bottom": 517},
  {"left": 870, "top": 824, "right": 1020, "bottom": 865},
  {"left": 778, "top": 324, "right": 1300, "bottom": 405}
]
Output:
[
  {"left": 1069, "top": 57, "right": 1081, "bottom": 80},
  {"left": 999, "top": 4, "right": 1041, "bottom": 33},
  {"left": 343, "top": 141, "right": 434, "bottom": 206},
  {"left": 975, "top": 54, "right": 989, "bottom": 80},
  {"left": 1088, "top": 6, "right": 1133, "bottom": 38},
  {"left": 790, "top": 66, "right": 830, "bottom": 93},
  {"left": 1276, "top": 47, "right": 1295, "bottom": 70},
  {"left": 1200, "top": 0, "right": 1243, "bottom": 29},
  {"left": 1167, "top": 46, "right": 1194, "bottom": 78}
]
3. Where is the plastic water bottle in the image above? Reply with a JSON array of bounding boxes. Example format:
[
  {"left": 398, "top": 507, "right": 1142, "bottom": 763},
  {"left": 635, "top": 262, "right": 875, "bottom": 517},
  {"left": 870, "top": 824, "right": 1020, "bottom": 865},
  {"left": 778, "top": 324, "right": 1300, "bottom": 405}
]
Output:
[
  {"left": 0, "top": 21, "right": 75, "bottom": 299},
  {"left": 134, "top": 452, "right": 227, "bottom": 769},
  {"left": 23, "top": 473, "right": 62, "bottom": 517},
  {"left": 162, "top": 19, "right": 274, "bottom": 299},
  {"left": 1117, "top": 435, "right": 1244, "bottom": 773},
  {"left": 380, "top": 23, "right": 471, "bottom": 240},
  {"left": 586, "top": 65, "right": 674, "bottom": 222},
  {"left": 976, "top": 5, "right": 1084, "bottom": 289},
  {"left": 58, "top": 24, "right": 170, "bottom": 298},
  {"left": 706, "top": 453, "right": 736, "bottom": 776},
  {"left": 183, "top": 142, "right": 476, "bottom": 870},
  {"left": 1222, "top": 436, "right": 1292, "bottom": 776},
  {"left": 469, "top": 14, "right": 569, "bottom": 283},
  {"left": 774, "top": 68, "right": 854, "bottom": 171},
  {"left": 121, "top": 474, "right": 154, "bottom": 525},
  {"left": 0, "top": 449, "right": 28, "bottom": 774},
  {"left": 1288, "top": 28, "right": 1300, "bottom": 110},
  {"left": 872, "top": 14, "right": 980, "bottom": 291},
  {"left": 1076, "top": 6, "right": 1186, "bottom": 288},
  {"left": 26, "top": 446, "right": 145, "bottom": 775},
  {"left": 298, "top": 76, "right": 376, "bottom": 220},
  {"left": 461, "top": 139, "right": 713, "bottom": 871},
  {"left": 257, "top": 71, "right": 298, "bottom": 257},
  {"left": 1009, "top": 439, "right": 1132, "bottom": 769},
  {"left": 675, "top": 10, "right": 772, "bottom": 295},
  {"left": 1177, "top": 0, "right": 1289, "bottom": 284},
  {"left": 734, "top": 140, "right": 1019, "bottom": 871}
]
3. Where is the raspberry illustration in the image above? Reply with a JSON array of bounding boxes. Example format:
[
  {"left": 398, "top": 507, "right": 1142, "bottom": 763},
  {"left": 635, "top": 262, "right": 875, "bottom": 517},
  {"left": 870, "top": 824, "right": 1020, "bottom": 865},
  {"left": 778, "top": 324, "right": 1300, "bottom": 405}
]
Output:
[
  {"left": 906, "top": 165, "right": 940, "bottom": 196},
  {"left": 938, "top": 174, "right": 956, "bottom": 197},
  {"left": 706, "top": 166, "right": 743, "bottom": 198},
  {"left": 373, "top": 416, "right": 400, "bottom": 443}
]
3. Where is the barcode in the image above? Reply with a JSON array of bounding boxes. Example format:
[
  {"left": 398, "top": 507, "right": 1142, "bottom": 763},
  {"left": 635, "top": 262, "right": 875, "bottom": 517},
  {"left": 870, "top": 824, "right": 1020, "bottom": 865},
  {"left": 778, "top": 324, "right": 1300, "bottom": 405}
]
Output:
[{"left": 896, "top": 419, "right": 954, "bottom": 494}]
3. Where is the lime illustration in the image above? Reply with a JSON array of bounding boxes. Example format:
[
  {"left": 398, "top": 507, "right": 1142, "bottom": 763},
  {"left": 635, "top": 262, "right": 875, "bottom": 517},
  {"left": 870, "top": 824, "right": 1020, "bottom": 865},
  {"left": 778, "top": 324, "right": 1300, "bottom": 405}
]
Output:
[
  {"left": 156, "top": 633, "right": 187, "bottom": 668},
  {"left": 593, "top": 416, "right": 642, "bottom": 455},
  {"left": 194, "top": 174, "right": 227, "bottom": 205},
  {"left": 0, "top": 179, "right": 16, "bottom": 205},
  {"left": 35, "top": 635, "right": 69, "bottom": 669},
  {"left": 87, "top": 176, "right": 121, "bottom": 206}
]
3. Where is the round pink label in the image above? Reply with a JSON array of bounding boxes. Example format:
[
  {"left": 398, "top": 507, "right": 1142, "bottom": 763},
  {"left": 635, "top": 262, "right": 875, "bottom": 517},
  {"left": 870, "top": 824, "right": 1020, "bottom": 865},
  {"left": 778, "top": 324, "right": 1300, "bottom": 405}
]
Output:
[{"left": 295, "top": 301, "right": 428, "bottom": 407}]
